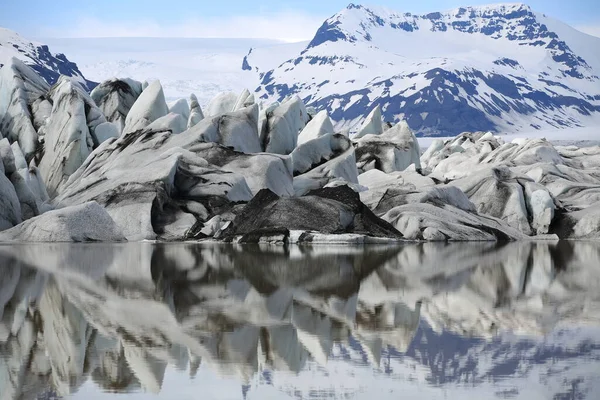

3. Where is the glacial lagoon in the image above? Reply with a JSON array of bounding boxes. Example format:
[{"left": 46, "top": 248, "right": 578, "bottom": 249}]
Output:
[{"left": 1, "top": 242, "right": 599, "bottom": 400}]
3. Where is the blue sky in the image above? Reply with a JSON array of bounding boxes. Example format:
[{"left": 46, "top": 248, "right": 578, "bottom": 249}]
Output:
[{"left": 2, "top": 0, "right": 599, "bottom": 40}]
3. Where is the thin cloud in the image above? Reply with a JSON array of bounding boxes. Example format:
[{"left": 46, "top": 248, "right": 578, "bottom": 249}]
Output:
[{"left": 40, "top": 11, "right": 326, "bottom": 42}]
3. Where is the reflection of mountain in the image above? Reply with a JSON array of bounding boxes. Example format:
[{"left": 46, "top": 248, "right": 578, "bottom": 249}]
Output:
[{"left": 0, "top": 242, "right": 599, "bottom": 399}]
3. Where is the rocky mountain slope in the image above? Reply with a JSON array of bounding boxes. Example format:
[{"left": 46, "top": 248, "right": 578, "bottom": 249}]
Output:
[
  {"left": 248, "top": 3, "right": 600, "bottom": 136},
  {"left": 0, "top": 27, "right": 94, "bottom": 90}
]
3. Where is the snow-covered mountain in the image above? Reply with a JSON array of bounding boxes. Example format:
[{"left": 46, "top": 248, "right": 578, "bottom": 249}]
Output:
[
  {"left": 0, "top": 27, "right": 94, "bottom": 90},
  {"left": 248, "top": 3, "right": 600, "bottom": 136}
]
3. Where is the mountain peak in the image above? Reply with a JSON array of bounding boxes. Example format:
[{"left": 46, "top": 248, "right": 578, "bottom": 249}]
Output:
[
  {"left": 452, "top": 3, "right": 531, "bottom": 12},
  {"left": 308, "top": 2, "right": 542, "bottom": 50},
  {"left": 343, "top": 2, "right": 533, "bottom": 16},
  {"left": 305, "top": 2, "right": 591, "bottom": 79},
  {"left": 448, "top": 3, "right": 533, "bottom": 18}
]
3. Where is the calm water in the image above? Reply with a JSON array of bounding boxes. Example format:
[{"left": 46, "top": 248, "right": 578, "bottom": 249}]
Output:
[{"left": 1, "top": 242, "right": 599, "bottom": 400}]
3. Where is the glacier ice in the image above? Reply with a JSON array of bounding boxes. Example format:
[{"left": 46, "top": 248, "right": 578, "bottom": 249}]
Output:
[
  {"left": 93, "top": 122, "right": 120, "bottom": 144},
  {"left": 205, "top": 91, "right": 238, "bottom": 117},
  {"left": 0, "top": 171, "right": 22, "bottom": 230},
  {"left": 1, "top": 63, "right": 600, "bottom": 242},
  {"left": 296, "top": 110, "right": 334, "bottom": 146},
  {"left": 0, "top": 201, "right": 125, "bottom": 242},
  {"left": 451, "top": 166, "right": 540, "bottom": 235},
  {"left": 11, "top": 168, "right": 45, "bottom": 220},
  {"left": 168, "top": 98, "right": 190, "bottom": 121},
  {"left": 91, "top": 78, "right": 143, "bottom": 133},
  {"left": 193, "top": 142, "right": 293, "bottom": 197},
  {"left": 0, "top": 58, "right": 49, "bottom": 159},
  {"left": 0, "top": 138, "right": 16, "bottom": 175},
  {"left": 353, "top": 106, "right": 383, "bottom": 140},
  {"left": 146, "top": 112, "right": 187, "bottom": 135},
  {"left": 11, "top": 142, "right": 27, "bottom": 170},
  {"left": 232, "top": 88, "right": 255, "bottom": 111},
  {"left": 383, "top": 202, "right": 527, "bottom": 241},
  {"left": 188, "top": 104, "right": 262, "bottom": 153},
  {"left": 356, "top": 166, "right": 525, "bottom": 241},
  {"left": 54, "top": 127, "right": 254, "bottom": 241},
  {"left": 122, "top": 80, "right": 169, "bottom": 134},
  {"left": 291, "top": 133, "right": 359, "bottom": 196},
  {"left": 355, "top": 121, "right": 421, "bottom": 173},
  {"left": 187, "top": 93, "right": 204, "bottom": 128},
  {"left": 38, "top": 77, "right": 104, "bottom": 197},
  {"left": 260, "top": 96, "right": 310, "bottom": 155},
  {"left": 0, "top": 139, "right": 50, "bottom": 221}
]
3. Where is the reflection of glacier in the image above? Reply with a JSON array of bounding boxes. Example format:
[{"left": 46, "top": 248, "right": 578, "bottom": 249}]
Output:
[{"left": 0, "top": 242, "right": 599, "bottom": 399}]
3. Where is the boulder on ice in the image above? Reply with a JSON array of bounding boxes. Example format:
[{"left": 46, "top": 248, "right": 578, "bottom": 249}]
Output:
[{"left": 222, "top": 185, "right": 402, "bottom": 243}]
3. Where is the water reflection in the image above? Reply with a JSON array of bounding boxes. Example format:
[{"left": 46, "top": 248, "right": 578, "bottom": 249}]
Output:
[{"left": 0, "top": 242, "right": 599, "bottom": 399}]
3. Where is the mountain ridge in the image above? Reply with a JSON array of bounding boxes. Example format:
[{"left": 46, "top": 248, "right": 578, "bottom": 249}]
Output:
[
  {"left": 249, "top": 2, "right": 600, "bottom": 136},
  {"left": 0, "top": 27, "right": 95, "bottom": 90}
]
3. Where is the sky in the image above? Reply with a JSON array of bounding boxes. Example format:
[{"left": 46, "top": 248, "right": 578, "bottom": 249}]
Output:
[{"left": 1, "top": 0, "right": 599, "bottom": 41}]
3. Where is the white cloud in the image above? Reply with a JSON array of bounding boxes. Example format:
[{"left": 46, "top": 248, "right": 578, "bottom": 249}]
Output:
[
  {"left": 41, "top": 11, "right": 325, "bottom": 42},
  {"left": 576, "top": 24, "right": 600, "bottom": 38}
]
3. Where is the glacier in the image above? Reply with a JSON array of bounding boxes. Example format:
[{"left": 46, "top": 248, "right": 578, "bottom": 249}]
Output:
[
  {"left": 42, "top": 37, "right": 286, "bottom": 106},
  {"left": 0, "top": 56, "right": 599, "bottom": 242}
]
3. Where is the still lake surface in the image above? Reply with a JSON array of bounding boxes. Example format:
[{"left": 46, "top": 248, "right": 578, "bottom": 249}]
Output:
[{"left": 0, "top": 241, "right": 599, "bottom": 399}]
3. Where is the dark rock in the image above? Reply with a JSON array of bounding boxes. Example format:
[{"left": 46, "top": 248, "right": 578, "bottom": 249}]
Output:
[{"left": 222, "top": 185, "right": 402, "bottom": 242}]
